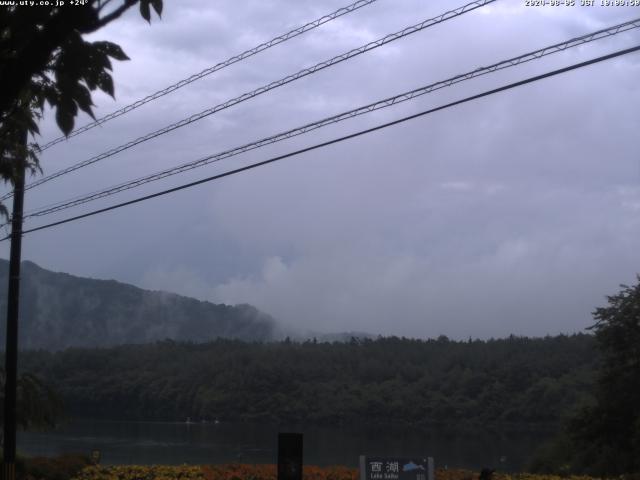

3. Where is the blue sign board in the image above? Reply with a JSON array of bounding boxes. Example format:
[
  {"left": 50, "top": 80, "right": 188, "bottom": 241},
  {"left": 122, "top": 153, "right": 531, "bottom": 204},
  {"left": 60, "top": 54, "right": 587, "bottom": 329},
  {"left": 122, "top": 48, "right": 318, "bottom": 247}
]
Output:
[{"left": 359, "top": 457, "right": 434, "bottom": 480}]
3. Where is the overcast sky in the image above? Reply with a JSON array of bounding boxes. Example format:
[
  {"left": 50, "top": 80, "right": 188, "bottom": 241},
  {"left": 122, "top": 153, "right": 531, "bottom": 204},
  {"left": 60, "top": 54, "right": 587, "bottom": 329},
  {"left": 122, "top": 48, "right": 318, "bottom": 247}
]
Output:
[{"left": 2, "top": 0, "right": 639, "bottom": 339}]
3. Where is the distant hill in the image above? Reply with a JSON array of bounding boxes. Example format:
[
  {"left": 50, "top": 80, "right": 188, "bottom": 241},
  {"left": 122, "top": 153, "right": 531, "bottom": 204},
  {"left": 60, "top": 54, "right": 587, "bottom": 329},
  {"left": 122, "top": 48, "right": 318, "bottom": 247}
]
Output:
[{"left": 0, "top": 259, "right": 282, "bottom": 350}]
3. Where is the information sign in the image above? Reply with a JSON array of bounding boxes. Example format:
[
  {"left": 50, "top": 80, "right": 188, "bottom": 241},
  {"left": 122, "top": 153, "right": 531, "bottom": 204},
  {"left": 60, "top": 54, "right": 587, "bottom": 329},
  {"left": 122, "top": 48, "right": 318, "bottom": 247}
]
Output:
[{"left": 359, "top": 457, "right": 434, "bottom": 480}]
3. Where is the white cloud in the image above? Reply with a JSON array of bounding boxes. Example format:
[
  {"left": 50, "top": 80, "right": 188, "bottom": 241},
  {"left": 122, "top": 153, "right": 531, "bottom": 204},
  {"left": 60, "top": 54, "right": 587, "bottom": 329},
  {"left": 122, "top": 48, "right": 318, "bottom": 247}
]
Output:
[{"left": 140, "top": 265, "right": 214, "bottom": 301}]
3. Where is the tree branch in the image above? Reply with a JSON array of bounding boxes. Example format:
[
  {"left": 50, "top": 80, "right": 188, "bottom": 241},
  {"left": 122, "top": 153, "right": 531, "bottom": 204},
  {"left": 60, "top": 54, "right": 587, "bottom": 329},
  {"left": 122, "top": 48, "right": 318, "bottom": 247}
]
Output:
[
  {"left": 96, "top": 0, "right": 116, "bottom": 15},
  {"left": 95, "top": 0, "right": 138, "bottom": 30}
]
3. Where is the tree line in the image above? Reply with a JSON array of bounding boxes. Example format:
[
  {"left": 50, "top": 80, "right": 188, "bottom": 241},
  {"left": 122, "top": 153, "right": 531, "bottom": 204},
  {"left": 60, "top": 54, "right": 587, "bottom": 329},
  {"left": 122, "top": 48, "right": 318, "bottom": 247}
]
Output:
[{"left": 17, "top": 334, "right": 597, "bottom": 430}]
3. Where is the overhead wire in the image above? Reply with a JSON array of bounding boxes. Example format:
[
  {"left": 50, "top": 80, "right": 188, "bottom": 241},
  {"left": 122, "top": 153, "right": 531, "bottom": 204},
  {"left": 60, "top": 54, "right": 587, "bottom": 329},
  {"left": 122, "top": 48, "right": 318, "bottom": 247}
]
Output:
[
  {"left": 38, "top": 0, "right": 381, "bottom": 152},
  {"left": 19, "top": 16, "right": 640, "bottom": 220},
  {"left": 1, "top": 0, "right": 495, "bottom": 202},
  {"left": 4, "top": 44, "right": 638, "bottom": 242}
]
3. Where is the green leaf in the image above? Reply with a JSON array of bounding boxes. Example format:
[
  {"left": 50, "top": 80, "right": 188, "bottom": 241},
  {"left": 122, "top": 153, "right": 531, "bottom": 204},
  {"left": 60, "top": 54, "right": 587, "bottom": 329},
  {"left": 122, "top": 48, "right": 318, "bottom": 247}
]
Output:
[
  {"left": 93, "top": 41, "right": 129, "bottom": 61},
  {"left": 27, "top": 148, "right": 43, "bottom": 175},
  {"left": 83, "top": 65, "right": 100, "bottom": 91},
  {"left": 35, "top": 93, "right": 46, "bottom": 111},
  {"left": 44, "top": 86, "right": 59, "bottom": 106},
  {"left": 26, "top": 115, "right": 40, "bottom": 135},
  {"left": 55, "top": 103, "right": 75, "bottom": 136},
  {"left": 88, "top": 48, "right": 112, "bottom": 73},
  {"left": 140, "top": 0, "right": 151, "bottom": 22},
  {"left": 97, "top": 72, "right": 114, "bottom": 98},
  {"left": 150, "top": 0, "right": 163, "bottom": 17},
  {"left": 74, "top": 84, "right": 95, "bottom": 119}
]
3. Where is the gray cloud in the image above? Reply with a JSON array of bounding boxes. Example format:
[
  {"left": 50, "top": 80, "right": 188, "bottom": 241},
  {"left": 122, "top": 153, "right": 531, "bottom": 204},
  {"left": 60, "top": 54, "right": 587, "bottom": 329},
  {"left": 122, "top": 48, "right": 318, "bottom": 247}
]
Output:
[{"left": 3, "top": 0, "right": 639, "bottom": 339}]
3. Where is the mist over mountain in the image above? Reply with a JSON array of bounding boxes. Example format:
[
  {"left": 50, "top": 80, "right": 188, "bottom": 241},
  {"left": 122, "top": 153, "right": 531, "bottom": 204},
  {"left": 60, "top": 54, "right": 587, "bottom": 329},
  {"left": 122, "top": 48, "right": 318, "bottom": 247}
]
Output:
[{"left": 0, "top": 260, "right": 285, "bottom": 350}]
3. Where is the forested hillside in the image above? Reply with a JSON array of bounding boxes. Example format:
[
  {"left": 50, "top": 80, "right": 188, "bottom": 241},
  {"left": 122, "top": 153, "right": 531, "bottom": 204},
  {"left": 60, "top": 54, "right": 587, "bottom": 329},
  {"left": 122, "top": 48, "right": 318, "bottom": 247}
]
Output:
[
  {"left": 0, "top": 260, "right": 280, "bottom": 349},
  {"left": 19, "top": 334, "right": 597, "bottom": 429}
]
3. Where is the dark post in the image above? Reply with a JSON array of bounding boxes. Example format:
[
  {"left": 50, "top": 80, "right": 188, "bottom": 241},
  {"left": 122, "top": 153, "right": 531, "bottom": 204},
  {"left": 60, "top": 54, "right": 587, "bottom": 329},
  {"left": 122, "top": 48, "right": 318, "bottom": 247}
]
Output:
[
  {"left": 277, "top": 432, "right": 303, "bottom": 480},
  {"left": 2, "top": 140, "right": 26, "bottom": 480}
]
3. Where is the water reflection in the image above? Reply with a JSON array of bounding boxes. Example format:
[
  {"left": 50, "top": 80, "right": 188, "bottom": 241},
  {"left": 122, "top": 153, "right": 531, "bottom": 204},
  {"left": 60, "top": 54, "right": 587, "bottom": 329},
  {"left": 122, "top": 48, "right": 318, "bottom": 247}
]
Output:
[{"left": 17, "top": 419, "right": 552, "bottom": 470}]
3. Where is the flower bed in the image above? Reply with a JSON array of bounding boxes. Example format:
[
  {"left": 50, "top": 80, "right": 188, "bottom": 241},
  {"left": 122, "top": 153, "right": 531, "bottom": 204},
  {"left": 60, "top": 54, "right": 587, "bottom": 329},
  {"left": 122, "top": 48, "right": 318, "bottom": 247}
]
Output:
[
  {"left": 72, "top": 464, "right": 206, "bottom": 480},
  {"left": 70, "top": 464, "right": 358, "bottom": 480},
  {"left": 436, "top": 470, "right": 596, "bottom": 480},
  {"left": 64, "top": 465, "right": 601, "bottom": 480}
]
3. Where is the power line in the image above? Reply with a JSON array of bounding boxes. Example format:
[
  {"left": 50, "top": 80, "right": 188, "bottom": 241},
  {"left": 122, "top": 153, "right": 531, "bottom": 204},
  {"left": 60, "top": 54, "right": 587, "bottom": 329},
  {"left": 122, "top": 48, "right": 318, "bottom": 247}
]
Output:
[
  {"left": 5, "top": 44, "right": 638, "bottom": 242},
  {"left": 38, "top": 0, "right": 381, "bottom": 152},
  {"left": 3, "top": 0, "right": 494, "bottom": 202},
  {"left": 20, "top": 16, "right": 640, "bottom": 220}
]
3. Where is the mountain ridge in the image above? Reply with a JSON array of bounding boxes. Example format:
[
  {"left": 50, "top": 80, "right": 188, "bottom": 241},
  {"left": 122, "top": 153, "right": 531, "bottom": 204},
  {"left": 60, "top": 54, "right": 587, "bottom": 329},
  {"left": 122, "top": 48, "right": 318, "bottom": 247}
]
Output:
[{"left": 0, "top": 259, "right": 283, "bottom": 350}]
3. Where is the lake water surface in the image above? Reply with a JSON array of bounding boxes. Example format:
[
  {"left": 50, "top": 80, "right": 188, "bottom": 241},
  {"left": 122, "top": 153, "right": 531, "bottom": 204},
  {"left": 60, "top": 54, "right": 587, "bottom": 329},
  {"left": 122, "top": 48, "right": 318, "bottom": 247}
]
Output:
[{"left": 18, "top": 419, "right": 551, "bottom": 471}]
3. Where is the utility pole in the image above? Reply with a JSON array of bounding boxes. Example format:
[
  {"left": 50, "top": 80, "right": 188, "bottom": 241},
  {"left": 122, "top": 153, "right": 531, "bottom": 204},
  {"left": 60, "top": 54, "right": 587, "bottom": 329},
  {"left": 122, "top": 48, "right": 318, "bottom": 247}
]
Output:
[{"left": 2, "top": 131, "right": 26, "bottom": 480}]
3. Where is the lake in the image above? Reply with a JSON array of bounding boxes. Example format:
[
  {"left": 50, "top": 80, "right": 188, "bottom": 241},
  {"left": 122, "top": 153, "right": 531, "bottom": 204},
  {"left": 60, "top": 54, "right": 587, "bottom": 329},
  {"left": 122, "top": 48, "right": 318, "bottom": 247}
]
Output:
[{"left": 17, "top": 419, "right": 551, "bottom": 471}]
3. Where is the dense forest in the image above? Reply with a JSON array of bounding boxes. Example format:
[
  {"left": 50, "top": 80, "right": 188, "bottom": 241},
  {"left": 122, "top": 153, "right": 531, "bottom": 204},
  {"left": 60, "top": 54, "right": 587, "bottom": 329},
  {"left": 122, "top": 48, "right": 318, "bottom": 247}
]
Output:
[{"left": 18, "top": 334, "right": 597, "bottom": 430}]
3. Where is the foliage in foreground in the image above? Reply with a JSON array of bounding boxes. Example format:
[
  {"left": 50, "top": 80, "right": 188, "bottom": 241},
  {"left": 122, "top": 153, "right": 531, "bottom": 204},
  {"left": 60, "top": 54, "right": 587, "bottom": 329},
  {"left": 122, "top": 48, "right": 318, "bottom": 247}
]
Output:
[
  {"left": 0, "top": 368, "right": 62, "bottom": 432},
  {"left": 437, "top": 471, "right": 597, "bottom": 480},
  {"left": 0, "top": 0, "right": 163, "bottom": 217},
  {"left": 530, "top": 277, "right": 640, "bottom": 476},
  {"left": 15, "top": 453, "right": 92, "bottom": 480},
  {"left": 568, "top": 278, "right": 640, "bottom": 476}
]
